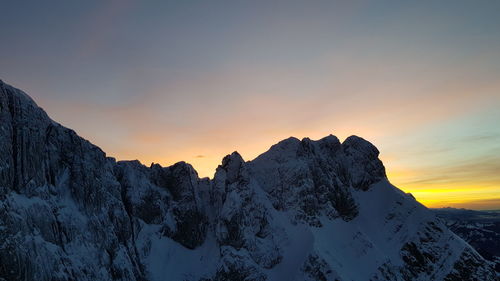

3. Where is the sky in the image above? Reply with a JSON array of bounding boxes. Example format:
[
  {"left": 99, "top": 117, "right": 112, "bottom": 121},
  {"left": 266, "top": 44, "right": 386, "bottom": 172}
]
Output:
[{"left": 1, "top": 0, "right": 499, "bottom": 210}]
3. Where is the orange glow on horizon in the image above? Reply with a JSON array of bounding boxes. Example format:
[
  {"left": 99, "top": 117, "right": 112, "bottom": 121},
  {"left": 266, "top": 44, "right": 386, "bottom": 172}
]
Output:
[
  {"left": 107, "top": 135, "right": 500, "bottom": 211},
  {"left": 29, "top": 49, "right": 499, "bottom": 212}
]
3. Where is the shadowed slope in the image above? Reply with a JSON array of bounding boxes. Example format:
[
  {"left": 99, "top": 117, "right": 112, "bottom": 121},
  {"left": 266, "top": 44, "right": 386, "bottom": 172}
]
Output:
[{"left": 0, "top": 80, "right": 495, "bottom": 281}]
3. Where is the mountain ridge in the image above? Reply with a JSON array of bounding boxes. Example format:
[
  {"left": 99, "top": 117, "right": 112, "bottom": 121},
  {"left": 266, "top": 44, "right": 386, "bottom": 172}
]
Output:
[
  {"left": 0, "top": 79, "right": 496, "bottom": 280},
  {"left": 432, "top": 208, "right": 500, "bottom": 274}
]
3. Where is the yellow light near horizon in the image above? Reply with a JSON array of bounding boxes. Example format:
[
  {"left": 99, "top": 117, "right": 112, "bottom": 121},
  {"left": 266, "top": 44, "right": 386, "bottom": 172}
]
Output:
[
  {"left": 378, "top": 165, "right": 499, "bottom": 209},
  {"left": 112, "top": 137, "right": 500, "bottom": 211},
  {"left": 389, "top": 179, "right": 500, "bottom": 210}
]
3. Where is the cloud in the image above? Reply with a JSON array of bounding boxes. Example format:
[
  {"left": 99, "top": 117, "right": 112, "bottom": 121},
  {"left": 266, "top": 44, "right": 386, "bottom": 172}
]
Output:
[
  {"left": 396, "top": 153, "right": 500, "bottom": 186},
  {"left": 460, "top": 134, "right": 500, "bottom": 143}
]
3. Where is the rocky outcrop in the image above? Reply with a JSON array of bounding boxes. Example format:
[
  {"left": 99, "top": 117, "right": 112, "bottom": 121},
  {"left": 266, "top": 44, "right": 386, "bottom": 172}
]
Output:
[
  {"left": 0, "top": 80, "right": 144, "bottom": 281},
  {"left": 0, "top": 80, "right": 495, "bottom": 281},
  {"left": 433, "top": 208, "right": 500, "bottom": 275},
  {"left": 247, "top": 135, "right": 380, "bottom": 224},
  {"left": 213, "top": 152, "right": 282, "bottom": 273}
]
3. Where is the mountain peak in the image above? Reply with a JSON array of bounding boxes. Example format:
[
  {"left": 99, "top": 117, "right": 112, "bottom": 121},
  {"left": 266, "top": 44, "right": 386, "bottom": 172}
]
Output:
[
  {"left": 268, "top": 136, "right": 301, "bottom": 152},
  {"left": 218, "top": 151, "right": 246, "bottom": 184},
  {"left": 0, "top": 80, "right": 496, "bottom": 281},
  {"left": 0, "top": 79, "right": 38, "bottom": 105},
  {"left": 342, "top": 135, "right": 380, "bottom": 157},
  {"left": 221, "top": 151, "right": 244, "bottom": 166}
]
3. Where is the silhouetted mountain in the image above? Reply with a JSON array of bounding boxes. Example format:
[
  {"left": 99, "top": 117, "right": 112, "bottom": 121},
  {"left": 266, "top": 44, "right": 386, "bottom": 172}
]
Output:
[{"left": 0, "top": 79, "right": 496, "bottom": 280}]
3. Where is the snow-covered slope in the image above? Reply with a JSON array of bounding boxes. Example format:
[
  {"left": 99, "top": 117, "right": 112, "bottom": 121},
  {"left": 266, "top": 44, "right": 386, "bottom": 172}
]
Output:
[
  {"left": 0, "top": 80, "right": 496, "bottom": 281},
  {"left": 433, "top": 208, "right": 500, "bottom": 276}
]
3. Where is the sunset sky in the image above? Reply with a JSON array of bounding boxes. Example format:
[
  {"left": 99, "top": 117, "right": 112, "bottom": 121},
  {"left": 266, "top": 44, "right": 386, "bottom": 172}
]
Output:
[{"left": 1, "top": 0, "right": 499, "bottom": 210}]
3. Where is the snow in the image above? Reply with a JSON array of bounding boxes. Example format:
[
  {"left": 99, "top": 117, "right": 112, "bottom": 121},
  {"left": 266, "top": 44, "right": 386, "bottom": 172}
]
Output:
[
  {"left": 266, "top": 219, "right": 313, "bottom": 280},
  {"left": 137, "top": 224, "right": 219, "bottom": 280},
  {"left": 0, "top": 79, "right": 496, "bottom": 280}
]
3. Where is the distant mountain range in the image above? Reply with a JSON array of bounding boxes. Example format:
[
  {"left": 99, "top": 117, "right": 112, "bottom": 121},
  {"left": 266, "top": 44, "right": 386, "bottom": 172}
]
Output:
[
  {"left": 432, "top": 208, "right": 500, "bottom": 275},
  {"left": 0, "top": 79, "right": 496, "bottom": 280}
]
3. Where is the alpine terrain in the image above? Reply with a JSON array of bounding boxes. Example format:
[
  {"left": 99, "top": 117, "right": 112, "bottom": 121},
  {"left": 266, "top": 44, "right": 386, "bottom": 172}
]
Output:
[
  {"left": 0, "top": 79, "right": 496, "bottom": 281},
  {"left": 433, "top": 208, "right": 500, "bottom": 275}
]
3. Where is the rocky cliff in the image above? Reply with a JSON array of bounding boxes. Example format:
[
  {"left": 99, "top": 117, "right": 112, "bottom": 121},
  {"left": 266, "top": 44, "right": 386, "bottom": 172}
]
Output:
[{"left": 0, "top": 80, "right": 496, "bottom": 280}]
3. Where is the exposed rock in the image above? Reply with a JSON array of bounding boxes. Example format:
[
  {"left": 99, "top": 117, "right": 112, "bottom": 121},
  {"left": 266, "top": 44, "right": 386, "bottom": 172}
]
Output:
[
  {"left": 0, "top": 80, "right": 495, "bottom": 281},
  {"left": 433, "top": 207, "right": 500, "bottom": 275}
]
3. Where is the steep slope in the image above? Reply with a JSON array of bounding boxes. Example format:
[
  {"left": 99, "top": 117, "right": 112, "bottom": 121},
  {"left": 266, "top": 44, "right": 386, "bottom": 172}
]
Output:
[
  {"left": 433, "top": 208, "right": 500, "bottom": 275},
  {"left": 0, "top": 80, "right": 496, "bottom": 281},
  {"left": 0, "top": 80, "right": 145, "bottom": 280}
]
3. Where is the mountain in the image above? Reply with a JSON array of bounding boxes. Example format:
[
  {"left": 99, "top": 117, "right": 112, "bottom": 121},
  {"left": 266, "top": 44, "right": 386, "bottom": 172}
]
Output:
[
  {"left": 432, "top": 208, "right": 500, "bottom": 275},
  {"left": 0, "top": 79, "right": 496, "bottom": 281}
]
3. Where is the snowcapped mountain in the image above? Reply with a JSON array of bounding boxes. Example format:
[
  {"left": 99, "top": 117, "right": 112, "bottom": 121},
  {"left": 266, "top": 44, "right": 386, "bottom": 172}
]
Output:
[
  {"left": 432, "top": 208, "right": 500, "bottom": 276},
  {"left": 0, "top": 79, "right": 496, "bottom": 281}
]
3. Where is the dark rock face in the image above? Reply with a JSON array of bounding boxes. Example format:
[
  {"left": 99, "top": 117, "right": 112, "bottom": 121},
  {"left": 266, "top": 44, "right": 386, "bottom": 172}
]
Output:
[
  {"left": 247, "top": 135, "right": 381, "bottom": 224},
  {"left": 115, "top": 160, "right": 208, "bottom": 250},
  {"left": 341, "top": 135, "right": 386, "bottom": 191},
  {"left": 301, "top": 254, "right": 339, "bottom": 281},
  {"left": 443, "top": 247, "right": 494, "bottom": 281},
  {"left": 0, "top": 80, "right": 496, "bottom": 281},
  {"left": 213, "top": 153, "right": 282, "bottom": 272},
  {"left": 0, "top": 81, "right": 143, "bottom": 281}
]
